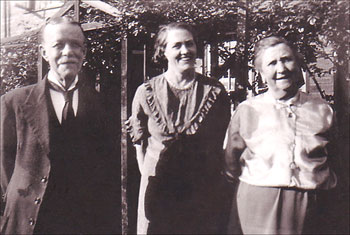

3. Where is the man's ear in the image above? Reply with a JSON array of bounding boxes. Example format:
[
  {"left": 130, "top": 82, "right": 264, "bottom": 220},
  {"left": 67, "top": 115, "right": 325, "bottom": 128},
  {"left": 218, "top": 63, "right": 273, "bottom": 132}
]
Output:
[{"left": 39, "top": 44, "right": 49, "bottom": 62}]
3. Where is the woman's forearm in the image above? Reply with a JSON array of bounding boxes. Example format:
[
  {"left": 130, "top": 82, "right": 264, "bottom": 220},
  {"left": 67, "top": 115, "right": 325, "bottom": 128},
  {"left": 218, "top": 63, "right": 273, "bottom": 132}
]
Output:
[{"left": 135, "top": 144, "right": 145, "bottom": 174}]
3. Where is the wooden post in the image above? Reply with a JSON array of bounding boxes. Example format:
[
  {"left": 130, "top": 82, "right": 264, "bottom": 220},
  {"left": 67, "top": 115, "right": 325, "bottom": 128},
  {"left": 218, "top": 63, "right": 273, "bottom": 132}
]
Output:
[
  {"left": 143, "top": 44, "right": 147, "bottom": 81},
  {"left": 74, "top": 0, "right": 80, "bottom": 22},
  {"left": 120, "top": 36, "right": 129, "bottom": 235},
  {"left": 203, "top": 44, "right": 211, "bottom": 76},
  {"left": 242, "top": 0, "right": 250, "bottom": 94},
  {"left": 7, "top": 1, "right": 11, "bottom": 37},
  {"left": 210, "top": 43, "right": 218, "bottom": 77},
  {"left": 236, "top": 0, "right": 254, "bottom": 97},
  {"left": 4, "top": 0, "right": 8, "bottom": 38}
]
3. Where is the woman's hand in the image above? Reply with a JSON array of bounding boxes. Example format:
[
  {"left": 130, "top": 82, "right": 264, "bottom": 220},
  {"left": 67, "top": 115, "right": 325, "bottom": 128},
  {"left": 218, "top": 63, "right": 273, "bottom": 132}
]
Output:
[
  {"left": 135, "top": 144, "right": 145, "bottom": 174},
  {"left": 125, "top": 119, "right": 132, "bottom": 132}
]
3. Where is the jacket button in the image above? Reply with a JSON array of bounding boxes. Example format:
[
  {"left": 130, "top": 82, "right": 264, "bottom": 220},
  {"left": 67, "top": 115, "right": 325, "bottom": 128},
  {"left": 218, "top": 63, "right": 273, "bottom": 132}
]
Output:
[
  {"left": 41, "top": 177, "right": 48, "bottom": 183},
  {"left": 34, "top": 197, "right": 41, "bottom": 205},
  {"left": 29, "top": 218, "right": 35, "bottom": 226}
]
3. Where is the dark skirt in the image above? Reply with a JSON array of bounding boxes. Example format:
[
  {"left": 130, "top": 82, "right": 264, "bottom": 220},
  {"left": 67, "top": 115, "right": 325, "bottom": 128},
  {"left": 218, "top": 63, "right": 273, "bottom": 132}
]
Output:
[{"left": 144, "top": 136, "right": 231, "bottom": 234}]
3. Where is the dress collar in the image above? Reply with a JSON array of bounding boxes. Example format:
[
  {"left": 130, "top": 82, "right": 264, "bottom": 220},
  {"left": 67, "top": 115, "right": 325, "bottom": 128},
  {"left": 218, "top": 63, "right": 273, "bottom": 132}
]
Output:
[{"left": 144, "top": 73, "right": 223, "bottom": 135}]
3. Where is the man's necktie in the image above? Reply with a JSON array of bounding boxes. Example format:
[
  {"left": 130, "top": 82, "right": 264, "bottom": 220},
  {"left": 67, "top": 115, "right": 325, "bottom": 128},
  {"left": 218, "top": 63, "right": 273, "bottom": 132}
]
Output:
[
  {"left": 61, "top": 89, "right": 75, "bottom": 127},
  {"left": 49, "top": 81, "right": 78, "bottom": 127}
]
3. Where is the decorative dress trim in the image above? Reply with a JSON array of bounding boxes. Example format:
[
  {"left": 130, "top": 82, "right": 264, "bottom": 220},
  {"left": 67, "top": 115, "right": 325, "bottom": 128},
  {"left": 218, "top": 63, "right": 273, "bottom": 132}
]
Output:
[
  {"left": 144, "top": 74, "right": 223, "bottom": 135},
  {"left": 144, "top": 80, "right": 169, "bottom": 134},
  {"left": 186, "top": 84, "right": 221, "bottom": 134}
]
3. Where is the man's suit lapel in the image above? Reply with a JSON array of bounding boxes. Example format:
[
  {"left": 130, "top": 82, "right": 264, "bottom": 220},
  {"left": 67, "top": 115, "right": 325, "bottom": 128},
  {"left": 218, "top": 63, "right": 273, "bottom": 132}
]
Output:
[{"left": 21, "top": 77, "right": 50, "bottom": 155}]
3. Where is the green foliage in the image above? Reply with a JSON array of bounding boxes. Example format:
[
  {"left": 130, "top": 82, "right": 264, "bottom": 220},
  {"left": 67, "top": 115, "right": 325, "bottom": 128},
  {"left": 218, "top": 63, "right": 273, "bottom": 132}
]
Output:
[
  {"left": 1, "top": 0, "right": 349, "bottom": 101},
  {"left": 0, "top": 34, "right": 39, "bottom": 95},
  {"left": 80, "top": 0, "right": 241, "bottom": 80},
  {"left": 82, "top": 0, "right": 349, "bottom": 101},
  {"left": 245, "top": 0, "right": 349, "bottom": 99}
]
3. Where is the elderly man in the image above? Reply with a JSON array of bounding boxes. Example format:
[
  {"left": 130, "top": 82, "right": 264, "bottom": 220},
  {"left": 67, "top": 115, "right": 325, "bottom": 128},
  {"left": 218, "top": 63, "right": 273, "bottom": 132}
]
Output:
[{"left": 1, "top": 16, "right": 119, "bottom": 234}]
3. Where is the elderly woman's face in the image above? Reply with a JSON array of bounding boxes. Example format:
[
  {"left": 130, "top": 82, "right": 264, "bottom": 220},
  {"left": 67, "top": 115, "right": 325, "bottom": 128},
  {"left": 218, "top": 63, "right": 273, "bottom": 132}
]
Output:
[
  {"left": 259, "top": 43, "right": 299, "bottom": 100},
  {"left": 164, "top": 28, "right": 197, "bottom": 73}
]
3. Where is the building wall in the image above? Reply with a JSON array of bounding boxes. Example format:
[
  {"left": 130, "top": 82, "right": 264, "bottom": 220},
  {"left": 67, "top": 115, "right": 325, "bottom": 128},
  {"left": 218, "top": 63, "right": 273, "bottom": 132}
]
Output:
[{"left": 1, "top": 0, "right": 64, "bottom": 38}]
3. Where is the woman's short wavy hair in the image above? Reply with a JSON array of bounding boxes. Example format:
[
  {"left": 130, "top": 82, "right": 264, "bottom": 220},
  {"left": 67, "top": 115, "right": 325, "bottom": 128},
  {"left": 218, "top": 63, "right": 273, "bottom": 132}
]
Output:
[{"left": 152, "top": 22, "right": 198, "bottom": 66}]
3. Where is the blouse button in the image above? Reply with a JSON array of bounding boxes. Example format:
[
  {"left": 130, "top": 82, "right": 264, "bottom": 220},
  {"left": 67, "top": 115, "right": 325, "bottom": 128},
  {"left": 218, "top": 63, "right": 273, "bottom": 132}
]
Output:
[
  {"left": 289, "top": 162, "right": 298, "bottom": 170},
  {"left": 288, "top": 113, "right": 293, "bottom": 118},
  {"left": 290, "top": 143, "right": 296, "bottom": 150}
]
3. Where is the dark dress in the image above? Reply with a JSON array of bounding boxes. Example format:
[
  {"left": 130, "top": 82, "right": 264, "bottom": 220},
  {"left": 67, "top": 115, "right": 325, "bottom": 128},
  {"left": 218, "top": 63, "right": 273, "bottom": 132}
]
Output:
[{"left": 128, "top": 73, "right": 231, "bottom": 234}]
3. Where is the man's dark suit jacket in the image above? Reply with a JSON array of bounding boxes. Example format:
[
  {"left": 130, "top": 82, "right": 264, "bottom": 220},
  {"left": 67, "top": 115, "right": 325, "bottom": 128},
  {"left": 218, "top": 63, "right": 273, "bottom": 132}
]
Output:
[{"left": 0, "top": 75, "right": 120, "bottom": 234}]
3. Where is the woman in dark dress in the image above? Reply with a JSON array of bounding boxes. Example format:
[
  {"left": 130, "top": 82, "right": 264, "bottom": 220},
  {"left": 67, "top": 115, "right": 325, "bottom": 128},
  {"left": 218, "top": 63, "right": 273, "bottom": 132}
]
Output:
[{"left": 127, "top": 22, "right": 231, "bottom": 234}]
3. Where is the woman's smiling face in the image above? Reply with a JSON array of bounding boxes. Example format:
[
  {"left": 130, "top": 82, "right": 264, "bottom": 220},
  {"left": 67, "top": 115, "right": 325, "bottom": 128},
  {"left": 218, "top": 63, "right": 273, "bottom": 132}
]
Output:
[
  {"left": 164, "top": 28, "right": 197, "bottom": 73},
  {"left": 259, "top": 43, "right": 299, "bottom": 100}
]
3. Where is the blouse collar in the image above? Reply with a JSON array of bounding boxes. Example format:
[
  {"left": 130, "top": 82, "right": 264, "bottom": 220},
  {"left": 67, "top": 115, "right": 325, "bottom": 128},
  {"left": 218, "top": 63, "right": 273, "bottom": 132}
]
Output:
[{"left": 265, "top": 89, "right": 302, "bottom": 108}]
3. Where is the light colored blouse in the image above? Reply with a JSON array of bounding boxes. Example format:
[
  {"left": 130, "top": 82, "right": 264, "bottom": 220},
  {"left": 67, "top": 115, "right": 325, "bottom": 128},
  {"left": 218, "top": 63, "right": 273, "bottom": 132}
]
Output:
[{"left": 224, "top": 90, "right": 337, "bottom": 190}]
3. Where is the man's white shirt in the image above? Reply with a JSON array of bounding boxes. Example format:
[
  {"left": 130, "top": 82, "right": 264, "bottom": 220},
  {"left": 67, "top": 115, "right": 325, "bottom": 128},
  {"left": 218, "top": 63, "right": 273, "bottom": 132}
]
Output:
[{"left": 47, "top": 70, "right": 79, "bottom": 124}]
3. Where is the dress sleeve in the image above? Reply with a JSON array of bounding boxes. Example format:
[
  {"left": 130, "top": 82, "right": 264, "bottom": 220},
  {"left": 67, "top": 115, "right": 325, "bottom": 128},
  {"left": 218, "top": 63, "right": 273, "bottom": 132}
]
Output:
[
  {"left": 127, "top": 85, "right": 148, "bottom": 144},
  {"left": 224, "top": 105, "right": 246, "bottom": 181}
]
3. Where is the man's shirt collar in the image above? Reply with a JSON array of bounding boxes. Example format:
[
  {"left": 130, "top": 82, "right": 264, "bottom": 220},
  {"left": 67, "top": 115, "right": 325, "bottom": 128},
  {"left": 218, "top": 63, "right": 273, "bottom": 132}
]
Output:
[{"left": 47, "top": 70, "right": 79, "bottom": 91}]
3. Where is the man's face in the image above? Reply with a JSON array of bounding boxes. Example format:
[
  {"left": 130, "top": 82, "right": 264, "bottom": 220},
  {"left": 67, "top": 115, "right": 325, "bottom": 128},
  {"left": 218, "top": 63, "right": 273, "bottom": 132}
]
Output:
[
  {"left": 40, "top": 23, "right": 86, "bottom": 84},
  {"left": 259, "top": 43, "right": 299, "bottom": 100}
]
